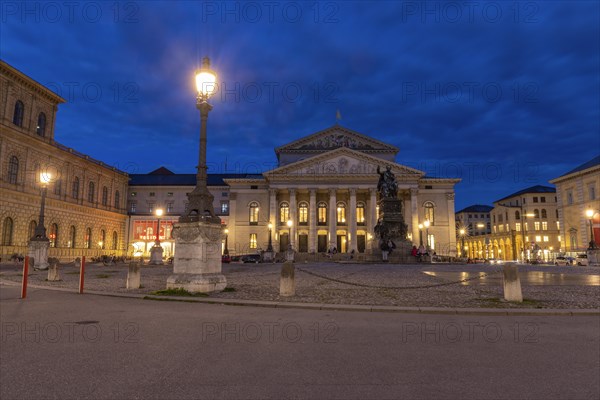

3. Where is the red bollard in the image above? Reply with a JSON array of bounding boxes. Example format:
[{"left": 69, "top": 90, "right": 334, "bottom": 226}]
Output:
[
  {"left": 21, "top": 256, "right": 29, "bottom": 299},
  {"left": 78, "top": 256, "right": 85, "bottom": 294}
]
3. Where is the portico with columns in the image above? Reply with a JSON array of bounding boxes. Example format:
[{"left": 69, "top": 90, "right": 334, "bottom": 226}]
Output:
[{"left": 220, "top": 125, "right": 460, "bottom": 257}]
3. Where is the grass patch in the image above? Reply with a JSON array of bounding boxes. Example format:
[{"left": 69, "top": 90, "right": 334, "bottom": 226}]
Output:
[
  {"left": 96, "top": 274, "right": 110, "bottom": 279},
  {"left": 151, "top": 288, "right": 208, "bottom": 297},
  {"left": 143, "top": 296, "right": 199, "bottom": 303},
  {"left": 222, "top": 287, "right": 236, "bottom": 292}
]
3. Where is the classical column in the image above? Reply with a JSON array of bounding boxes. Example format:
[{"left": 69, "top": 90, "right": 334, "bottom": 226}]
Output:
[
  {"left": 289, "top": 189, "right": 297, "bottom": 250},
  {"left": 410, "top": 188, "right": 419, "bottom": 245},
  {"left": 349, "top": 188, "right": 357, "bottom": 252},
  {"left": 367, "top": 188, "right": 377, "bottom": 253},
  {"left": 269, "top": 188, "right": 278, "bottom": 251},
  {"left": 309, "top": 189, "right": 317, "bottom": 253},
  {"left": 329, "top": 189, "right": 337, "bottom": 248}
]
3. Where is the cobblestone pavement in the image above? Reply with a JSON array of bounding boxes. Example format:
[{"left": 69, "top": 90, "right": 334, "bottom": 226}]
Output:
[{"left": 1, "top": 261, "right": 598, "bottom": 309}]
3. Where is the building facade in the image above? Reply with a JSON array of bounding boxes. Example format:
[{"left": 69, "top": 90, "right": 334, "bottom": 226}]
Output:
[
  {"left": 549, "top": 156, "right": 600, "bottom": 252},
  {"left": 462, "top": 186, "right": 561, "bottom": 261},
  {"left": 0, "top": 61, "right": 129, "bottom": 261},
  {"left": 126, "top": 126, "right": 461, "bottom": 259}
]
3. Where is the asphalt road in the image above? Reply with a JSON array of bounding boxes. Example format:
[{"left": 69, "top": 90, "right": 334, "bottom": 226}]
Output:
[{"left": 1, "top": 286, "right": 599, "bottom": 400}]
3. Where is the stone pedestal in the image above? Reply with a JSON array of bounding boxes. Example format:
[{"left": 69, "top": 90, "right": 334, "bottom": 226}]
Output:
[
  {"left": 28, "top": 239, "right": 50, "bottom": 270},
  {"left": 587, "top": 248, "right": 600, "bottom": 267},
  {"left": 149, "top": 245, "right": 164, "bottom": 265},
  {"left": 167, "top": 221, "right": 226, "bottom": 293},
  {"left": 280, "top": 261, "right": 295, "bottom": 296},
  {"left": 286, "top": 245, "right": 295, "bottom": 262},
  {"left": 127, "top": 262, "right": 141, "bottom": 289},
  {"left": 47, "top": 258, "right": 60, "bottom": 281},
  {"left": 263, "top": 251, "right": 274, "bottom": 263},
  {"left": 502, "top": 263, "right": 523, "bottom": 302}
]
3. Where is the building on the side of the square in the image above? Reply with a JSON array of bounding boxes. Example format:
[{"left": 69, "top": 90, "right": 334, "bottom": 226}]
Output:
[
  {"left": 455, "top": 205, "right": 493, "bottom": 236},
  {"left": 462, "top": 185, "right": 561, "bottom": 261},
  {"left": 0, "top": 60, "right": 129, "bottom": 260},
  {"left": 549, "top": 155, "right": 600, "bottom": 252},
  {"left": 127, "top": 125, "right": 461, "bottom": 259}
]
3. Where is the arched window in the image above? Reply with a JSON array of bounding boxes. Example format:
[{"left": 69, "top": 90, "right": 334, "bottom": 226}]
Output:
[
  {"left": 49, "top": 223, "right": 59, "bottom": 248},
  {"left": 69, "top": 225, "right": 77, "bottom": 248},
  {"left": 534, "top": 209, "right": 540, "bottom": 219},
  {"left": 114, "top": 190, "right": 120, "bottom": 209},
  {"left": 357, "top": 202, "right": 365, "bottom": 225},
  {"left": 336, "top": 202, "right": 346, "bottom": 224},
  {"left": 28, "top": 221, "right": 37, "bottom": 239},
  {"left": 85, "top": 227, "right": 92, "bottom": 249},
  {"left": 88, "top": 182, "right": 95, "bottom": 203},
  {"left": 100, "top": 230, "right": 106, "bottom": 249},
  {"left": 298, "top": 202, "right": 308, "bottom": 224},
  {"left": 541, "top": 209, "right": 547, "bottom": 219},
  {"left": 72, "top": 177, "right": 80, "bottom": 199},
  {"left": 249, "top": 201, "right": 259, "bottom": 225},
  {"left": 13, "top": 101, "right": 24, "bottom": 126},
  {"left": 317, "top": 202, "right": 327, "bottom": 224},
  {"left": 424, "top": 202, "right": 435, "bottom": 225},
  {"left": 279, "top": 202, "right": 289, "bottom": 223},
  {"left": 36, "top": 112, "right": 46, "bottom": 136},
  {"left": 515, "top": 210, "right": 521, "bottom": 220},
  {"left": 112, "top": 231, "right": 118, "bottom": 250},
  {"left": 102, "top": 186, "right": 108, "bottom": 206},
  {"left": 2, "top": 217, "right": 13, "bottom": 245},
  {"left": 8, "top": 156, "right": 19, "bottom": 184}
]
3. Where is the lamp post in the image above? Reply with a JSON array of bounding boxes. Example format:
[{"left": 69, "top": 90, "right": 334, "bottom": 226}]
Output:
[
  {"left": 586, "top": 209, "right": 598, "bottom": 249},
  {"left": 32, "top": 172, "right": 51, "bottom": 240},
  {"left": 459, "top": 228, "right": 466, "bottom": 257},
  {"left": 223, "top": 228, "right": 229, "bottom": 255},
  {"left": 180, "top": 56, "right": 219, "bottom": 223},
  {"left": 418, "top": 223, "right": 423, "bottom": 247},
  {"left": 27, "top": 172, "right": 52, "bottom": 270},
  {"left": 267, "top": 223, "right": 274, "bottom": 252},
  {"left": 424, "top": 220, "right": 430, "bottom": 251},
  {"left": 150, "top": 208, "right": 164, "bottom": 265},
  {"left": 287, "top": 220, "right": 293, "bottom": 249}
]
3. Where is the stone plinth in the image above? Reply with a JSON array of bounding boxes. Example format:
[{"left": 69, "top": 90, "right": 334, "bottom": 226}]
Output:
[
  {"left": 588, "top": 248, "right": 600, "bottom": 267},
  {"left": 127, "top": 262, "right": 141, "bottom": 289},
  {"left": 280, "top": 261, "right": 295, "bottom": 296},
  {"left": 262, "top": 251, "right": 274, "bottom": 262},
  {"left": 149, "top": 245, "right": 164, "bottom": 265},
  {"left": 47, "top": 258, "right": 60, "bottom": 281},
  {"left": 167, "top": 221, "right": 226, "bottom": 293},
  {"left": 28, "top": 239, "right": 50, "bottom": 270},
  {"left": 502, "top": 263, "right": 523, "bottom": 302}
]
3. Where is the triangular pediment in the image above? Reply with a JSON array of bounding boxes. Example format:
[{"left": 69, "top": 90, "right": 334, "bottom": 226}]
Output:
[
  {"left": 275, "top": 125, "right": 399, "bottom": 154},
  {"left": 265, "top": 147, "right": 424, "bottom": 179}
]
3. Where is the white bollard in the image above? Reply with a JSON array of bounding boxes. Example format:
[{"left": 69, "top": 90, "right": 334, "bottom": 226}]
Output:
[
  {"left": 502, "top": 263, "right": 523, "bottom": 302},
  {"left": 47, "top": 258, "right": 61, "bottom": 281},
  {"left": 127, "top": 262, "right": 141, "bottom": 289},
  {"left": 280, "top": 261, "right": 295, "bottom": 297}
]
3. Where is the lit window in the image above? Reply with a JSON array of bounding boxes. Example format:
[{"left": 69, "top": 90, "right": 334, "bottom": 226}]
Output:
[
  {"left": 535, "top": 235, "right": 542, "bottom": 242},
  {"left": 130, "top": 201, "right": 136, "bottom": 213},
  {"left": 516, "top": 223, "right": 521, "bottom": 232},
  {"left": 336, "top": 202, "right": 346, "bottom": 224},
  {"left": 534, "top": 222, "right": 540, "bottom": 231},
  {"left": 49, "top": 223, "right": 59, "bottom": 248},
  {"left": 556, "top": 221, "right": 560, "bottom": 230},
  {"left": 543, "top": 236, "right": 549, "bottom": 242},
  {"left": 221, "top": 201, "right": 229, "bottom": 214},
  {"left": 424, "top": 202, "right": 435, "bottom": 225},
  {"left": 317, "top": 202, "right": 327, "bottom": 224},
  {"left": 280, "top": 202, "right": 290, "bottom": 223},
  {"left": 249, "top": 202, "right": 259, "bottom": 225},
  {"left": 249, "top": 233, "right": 257, "bottom": 249},
  {"left": 542, "top": 222, "right": 548, "bottom": 231},
  {"left": 525, "top": 222, "right": 528, "bottom": 231},
  {"left": 298, "top": 202, "right": 308, "bottom": 224},
  {"left": 167, "top": 192, "right": 174, "bottom": 197},
  {"left": 357, "top": 202, "right": 365, "bottom": 224},
  {"left": 131, "top": 192, "right": 137, "bottom": 197}
]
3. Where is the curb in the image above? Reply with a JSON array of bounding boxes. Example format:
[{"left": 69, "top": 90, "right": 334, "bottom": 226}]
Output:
[{"left": 2, "top": 279, "right": 599, "bottom": 316}]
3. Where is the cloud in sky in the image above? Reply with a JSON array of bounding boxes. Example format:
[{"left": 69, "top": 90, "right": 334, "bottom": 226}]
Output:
[{"left": 1, "top": 1, "right": 598, "bottom": 209}]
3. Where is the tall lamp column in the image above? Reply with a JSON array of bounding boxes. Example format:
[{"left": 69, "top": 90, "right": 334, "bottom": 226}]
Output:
[
  {"left": 424, "top": 220, "right": 430, "bottom": 251},
  {"left": 28, "top": 172, "right": 52, "bottom": 270},
  {"left": 418, "top": 223, "right": 423, "bottom": 247},
  {"left": 223, "top": 228, "right": 229, "bottom": 255},
  {"left": 586, "top": 209, "right": 598, "bottom": 249},
  {"left": 150, "top": 208, "right": 164, "bottom": 265}
]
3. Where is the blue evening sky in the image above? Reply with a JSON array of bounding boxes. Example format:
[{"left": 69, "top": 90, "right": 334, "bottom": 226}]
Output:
[{"left": 1, "top": 1, "right": 598, "bottom": 210}]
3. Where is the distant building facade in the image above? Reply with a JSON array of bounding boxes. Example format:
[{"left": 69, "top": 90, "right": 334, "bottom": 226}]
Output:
[
  {"left": 550, "top": 155, "right": 600, "bottom": 252},
  {"left": 455, "top": 205, "right": 493, "bottom": 236},
  {"left": 0, "top": 61, "right": 129, "bottom": 260},
  {"left": 127, "top": 125, "right": 461, "bottom": 258},
  {"left": 462, "top": 186, "right": 561, "bottom": 261}
]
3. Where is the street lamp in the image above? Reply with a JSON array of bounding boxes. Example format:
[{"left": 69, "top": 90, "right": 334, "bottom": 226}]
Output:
[
  {"left": 586, "top": 209, "right": 598, "bottom": 249},
  {"left": 223, "top": 228, "right": 229, "bottom": 255},
  {"left": 155, "top": 208, "right": 164, "bottom": 245},
  {"left": 459, "top": 228, "right": 466, "bottom": 257},
  {"left": 180, "top": 56, "right": 220, "bottom": 223},
  {"left": 286, "top": 220, "right": 293, "bottom": 247},
  {"left": 418, "top": 223, "right": 423, "bottom": 247},
  {"left": 32, "top": 172, "right": 51, "bottom": 240},
  {"left": 424, "top": 220, "right": 430, "bottom": 250},
  {"left": 149, "top": 208, "right": 164, "bottom": 265},
  {"left": 266, "top": 223, "right": 274, "bottom": 252}
]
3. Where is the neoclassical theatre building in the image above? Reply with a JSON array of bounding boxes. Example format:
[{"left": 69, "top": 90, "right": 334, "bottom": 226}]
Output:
[
  {"left": 0, "top": 61, "right": 129, "bottom": 260},
  {"left": 128, "top": 125, "right": 460, "bottom": 259}
]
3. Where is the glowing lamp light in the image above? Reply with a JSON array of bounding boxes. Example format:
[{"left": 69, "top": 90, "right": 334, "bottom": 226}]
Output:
[
  {"left": 477, "top": 223, "right": 485, "bottom": 228},
  {"left": 459, "top": 228, "right": 465, "bottom": 235},
  {"left": 195, "top": 57, "right": 218, "bottom": 98},
  {"left": 40, "top": 172, "right": 52, "bottom": 185},
  {"left": 155, "top": 208, "right": 164, "bottom": 217},
  {"left": 224, "top": 228, "right": 229, "bottom": 234},
  {"left": 287, "top": 220, "right": 293, "bottom": 228},
  {"left": 268, "top": 223, "right": 273, "bottom": 230},
  {"left": 424, "top": 220, "right": 430, "bottom": 228},
  {"left": 586, "top": 209, "right": 595, "bottom": 218},
  {"left": 418, "top": 223, "right": 423, "bottom": 230}
]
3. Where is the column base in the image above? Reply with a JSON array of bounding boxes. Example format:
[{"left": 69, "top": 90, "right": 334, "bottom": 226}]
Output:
[{"left": 166, "top": 273, "right": 227, "bottom": 293}]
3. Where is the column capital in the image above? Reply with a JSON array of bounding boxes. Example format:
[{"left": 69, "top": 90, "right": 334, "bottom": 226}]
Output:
[
  {"left": 309, "top": 188, "right": 317, "bottom": 195},
  {"left": 410, "top": 187, "right": 419, "bottom": 196},
  {"left": 289, "top": 188, "right": 296, "bottom": 196},
  {"left": 269, "top": 188, "right": 278, "bottom": 196},
  {"left": 349, "top": 188, "right": 357, "bottom": 196},
  {"left": 369, "top": 188, "right": 377, "bottom": 196},
  {"left": 446, "top": 192, "right": 455, "bottom": 200},
  {"left": 329, "top": 188, "right": 337, "bottom": 197}
]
